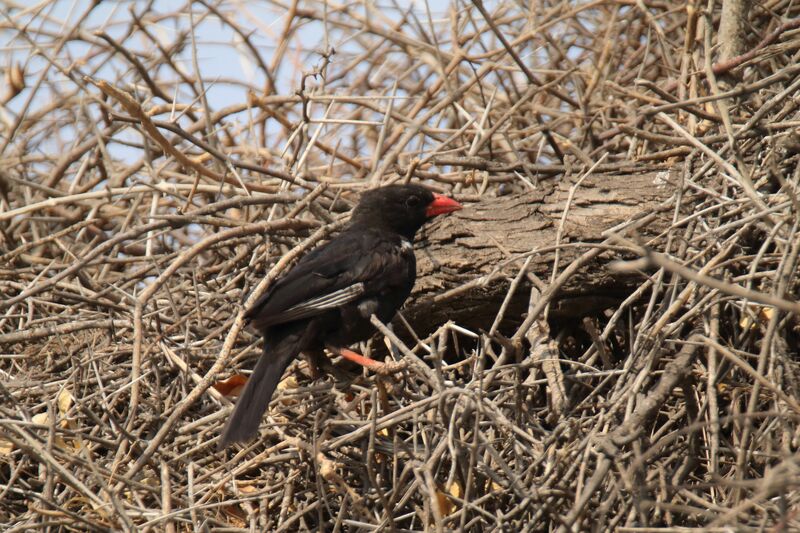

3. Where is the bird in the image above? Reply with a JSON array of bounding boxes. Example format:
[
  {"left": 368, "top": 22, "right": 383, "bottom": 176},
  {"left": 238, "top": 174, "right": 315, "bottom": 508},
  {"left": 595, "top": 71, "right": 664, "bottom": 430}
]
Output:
[{"left": 219, "top": 184, "right": 462, "bottom": 447}]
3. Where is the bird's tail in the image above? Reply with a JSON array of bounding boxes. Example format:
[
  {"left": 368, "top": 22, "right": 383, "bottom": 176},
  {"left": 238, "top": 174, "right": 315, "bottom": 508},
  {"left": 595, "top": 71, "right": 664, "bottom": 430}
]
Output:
[{"left": 219, "top": 326, "right": 306, "bottom": 448}]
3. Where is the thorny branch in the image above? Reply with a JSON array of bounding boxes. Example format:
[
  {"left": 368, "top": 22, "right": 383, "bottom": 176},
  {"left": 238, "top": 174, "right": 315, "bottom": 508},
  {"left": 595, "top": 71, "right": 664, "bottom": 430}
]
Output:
[{"left": 1, "top": 1, "right": 799, "bottom": 530}]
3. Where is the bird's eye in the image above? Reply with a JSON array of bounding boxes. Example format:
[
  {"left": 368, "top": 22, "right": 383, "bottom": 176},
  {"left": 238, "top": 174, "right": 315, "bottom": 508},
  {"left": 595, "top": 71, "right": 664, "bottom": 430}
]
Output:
[{"left": 406, "top": 195, "right": 420, "bottom": 208}]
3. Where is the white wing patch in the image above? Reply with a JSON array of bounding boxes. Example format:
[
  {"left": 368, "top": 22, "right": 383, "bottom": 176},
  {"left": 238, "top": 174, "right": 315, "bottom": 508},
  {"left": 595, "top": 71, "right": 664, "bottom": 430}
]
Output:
[
  {"left": 400, "top": 239, "right": 414, "bottom": 253},
  {"left": 280, "top": 282, "right": 366, "bottom": 321}
]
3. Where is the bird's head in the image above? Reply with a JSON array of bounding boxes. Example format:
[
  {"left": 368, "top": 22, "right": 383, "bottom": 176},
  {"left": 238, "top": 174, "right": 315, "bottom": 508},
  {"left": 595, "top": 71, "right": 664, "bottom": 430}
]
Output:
[{"left": 351, "top": 184, "right": 462, "bottom": 239}]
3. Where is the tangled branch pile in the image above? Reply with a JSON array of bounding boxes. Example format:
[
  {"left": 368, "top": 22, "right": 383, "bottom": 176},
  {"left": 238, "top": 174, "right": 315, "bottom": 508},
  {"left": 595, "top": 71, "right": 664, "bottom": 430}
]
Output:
[{"left": 1, "top": 0, "right": 799, "bottom": 530}]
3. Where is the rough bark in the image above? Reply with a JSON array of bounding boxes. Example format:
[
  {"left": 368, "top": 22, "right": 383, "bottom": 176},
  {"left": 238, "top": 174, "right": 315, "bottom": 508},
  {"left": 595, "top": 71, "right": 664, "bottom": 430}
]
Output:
[
  {"left": 403, "top": 169, "right": 680, "bottom": 335},
  {"left": 719, "top": 0, "right": 752, "bottom": 62}
]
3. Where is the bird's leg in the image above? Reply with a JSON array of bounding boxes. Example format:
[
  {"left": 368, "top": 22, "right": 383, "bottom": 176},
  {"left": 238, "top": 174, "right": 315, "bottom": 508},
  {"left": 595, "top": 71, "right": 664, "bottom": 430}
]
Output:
[
  {"left": 302, "top": 350, "right": 329, "bottom": 379},
  {"left": 332, "top": 346, "right": 380, "bottom": 367},
  {"left": 325, "top": 345, "right": 408, "bottom": 375}
]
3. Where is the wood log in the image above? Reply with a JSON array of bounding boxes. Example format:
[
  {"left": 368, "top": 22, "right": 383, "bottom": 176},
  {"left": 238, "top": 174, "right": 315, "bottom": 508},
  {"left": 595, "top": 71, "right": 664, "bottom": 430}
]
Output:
[{"left": 403, "top": 169, "right": 679, "bottom": 335}]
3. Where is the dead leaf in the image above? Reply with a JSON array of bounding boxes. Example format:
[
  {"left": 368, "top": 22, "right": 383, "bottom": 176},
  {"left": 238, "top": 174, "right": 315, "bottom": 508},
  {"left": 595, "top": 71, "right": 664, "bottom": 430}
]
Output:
[
  {"left": 57, "top": 388, "right": 73, "bottom": 415},
  {"left": 213, "top": 374, "right": 248, "bottom": 397},
  {"left": 740, "top": 306, "right": 775, "bottom": 330},
  {"left": 28, "top": 411, "right": 79, "bottom": 451},
  {"left": 237, "top": 483, "right": 260, "bottom": 494},
  {"left": 276, "top": 375, "right": 299, "bottom": 405},
  {"left": 0, "top": 438, "right": 13, "bottom": 454},
  {"left": 56, "top": 389, "right": 74, "bottom": 416},
  {"left": 435, "top": 482, "right": 462, "bottom": 516}
]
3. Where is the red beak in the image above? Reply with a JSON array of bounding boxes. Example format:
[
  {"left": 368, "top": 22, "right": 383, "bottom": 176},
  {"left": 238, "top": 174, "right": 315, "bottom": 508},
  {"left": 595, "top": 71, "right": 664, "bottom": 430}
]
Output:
[{"left": 426, "top": 193, "right": 462, "bottom": 217}]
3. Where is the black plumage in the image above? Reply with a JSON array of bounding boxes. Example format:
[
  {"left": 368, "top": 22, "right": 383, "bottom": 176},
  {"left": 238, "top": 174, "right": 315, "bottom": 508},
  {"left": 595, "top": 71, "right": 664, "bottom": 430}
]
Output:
[{"left": 220, "top": 184, "right": 462, "bottom": 447}]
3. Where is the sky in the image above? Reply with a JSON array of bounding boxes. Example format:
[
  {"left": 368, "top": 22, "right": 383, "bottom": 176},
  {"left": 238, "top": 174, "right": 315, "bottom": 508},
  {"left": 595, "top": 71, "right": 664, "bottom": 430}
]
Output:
[{"left": 1, "top": 0, "right": 456, "bottom": 167}]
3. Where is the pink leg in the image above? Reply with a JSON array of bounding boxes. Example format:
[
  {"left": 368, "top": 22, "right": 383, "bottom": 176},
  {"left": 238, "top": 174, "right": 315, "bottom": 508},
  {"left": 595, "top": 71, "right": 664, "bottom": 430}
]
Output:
[
  {"left": 326, "top": 345, "right": 408, "bottom": 375},
  {"left": 326, "top": 345, "right": 381, "bottom": 367}
]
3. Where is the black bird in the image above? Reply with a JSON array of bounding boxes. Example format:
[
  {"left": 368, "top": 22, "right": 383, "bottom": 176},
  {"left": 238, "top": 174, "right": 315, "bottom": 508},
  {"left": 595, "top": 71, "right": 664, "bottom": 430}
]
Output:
[{"left": 220, "top": 184, "right": 462, "bottom": 446}]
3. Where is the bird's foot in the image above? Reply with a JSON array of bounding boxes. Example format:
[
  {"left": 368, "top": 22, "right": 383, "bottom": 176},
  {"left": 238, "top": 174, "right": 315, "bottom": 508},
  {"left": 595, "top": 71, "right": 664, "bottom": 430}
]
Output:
[{"left": 327, "top": 346, "right": 408, "bottom": 375}]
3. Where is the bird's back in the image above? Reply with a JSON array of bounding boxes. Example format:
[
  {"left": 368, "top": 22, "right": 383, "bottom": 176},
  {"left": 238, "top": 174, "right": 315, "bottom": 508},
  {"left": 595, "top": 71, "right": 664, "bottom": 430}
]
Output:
[{"left": 245, "top": 227, "right": 416, "bottom": 337}]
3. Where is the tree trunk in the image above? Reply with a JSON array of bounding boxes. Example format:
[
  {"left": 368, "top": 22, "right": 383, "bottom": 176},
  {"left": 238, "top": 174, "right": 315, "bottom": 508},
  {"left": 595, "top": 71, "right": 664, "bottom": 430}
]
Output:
[{"left": 404, "top": 169, "right": 679, "bottom": 335}]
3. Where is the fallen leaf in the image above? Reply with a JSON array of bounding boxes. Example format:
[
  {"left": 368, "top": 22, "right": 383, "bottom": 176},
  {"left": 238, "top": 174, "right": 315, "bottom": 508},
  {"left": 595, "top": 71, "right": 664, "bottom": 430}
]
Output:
[
  {"left": 435, "top": 481, "right": 462, "bottom": 516},
  {"left": 0, "top": 438, "right": 13, "bottom": 454},
  {"left": 740, "top": 306, "right": 775, "bottom": 330},
  {"left": 237, "top": 483, "right": 260, "bottom": 494},
  {"left": 57, "top": 389, "right": 73, "bottom": 415},
  {"left": 277, "top": 375, "right": 298, "bottom": 390},
  {"left": 276, "top": 375, "right": 299, "bottom": 405},
  {"left": 213, "top": 374, "right": 248, "bottom": 397},
  {"left": 449, "top": 482, "right": 462, "bottom": 499}
]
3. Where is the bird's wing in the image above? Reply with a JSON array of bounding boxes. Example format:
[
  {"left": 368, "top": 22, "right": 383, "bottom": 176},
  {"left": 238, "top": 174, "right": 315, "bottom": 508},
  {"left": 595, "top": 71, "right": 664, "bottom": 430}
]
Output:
[
  {"left": 244, "top": 229, "right": 412, "bottom": 329},
  {"left": 219, "top": 321, "right": 311, "bottom": 446}
]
